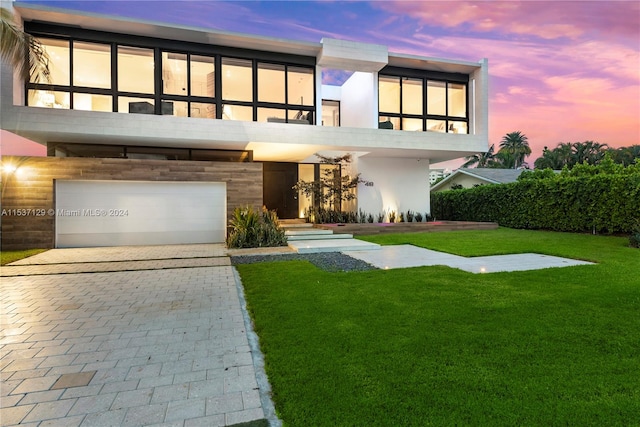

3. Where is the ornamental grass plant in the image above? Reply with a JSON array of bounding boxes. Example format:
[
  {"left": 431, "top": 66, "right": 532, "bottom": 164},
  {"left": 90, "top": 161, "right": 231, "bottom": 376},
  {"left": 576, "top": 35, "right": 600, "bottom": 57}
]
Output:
[{"left": 226, "top": 205, "right": 286, "bottom": 248}]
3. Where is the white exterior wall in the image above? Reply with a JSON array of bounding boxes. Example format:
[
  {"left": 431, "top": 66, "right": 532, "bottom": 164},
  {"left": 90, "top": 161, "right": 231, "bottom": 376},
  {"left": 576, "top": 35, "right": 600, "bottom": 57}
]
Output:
[
  {"left": 321, "top": 85, "right": 342, "bottom": 101},
  {"left": 471, "top": 58, "right": 489, "bottom": 139},
  {"left": 340, "top": 72, "right": 377, "bottom": 129},
  {"left": 356, "top": 157, "right": 431, "bottom": 219}
]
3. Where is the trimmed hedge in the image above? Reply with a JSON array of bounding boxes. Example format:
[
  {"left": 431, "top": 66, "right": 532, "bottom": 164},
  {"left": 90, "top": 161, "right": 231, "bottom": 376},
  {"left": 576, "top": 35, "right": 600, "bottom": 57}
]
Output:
[{"left": 431, "top": 174, "right": 640, "bottom": 234}]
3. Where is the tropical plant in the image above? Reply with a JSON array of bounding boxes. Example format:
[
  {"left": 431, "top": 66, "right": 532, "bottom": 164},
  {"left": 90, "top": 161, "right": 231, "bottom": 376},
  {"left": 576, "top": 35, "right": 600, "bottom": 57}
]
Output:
[
  {"left": 608, "top": 145, "right": 640, "bottom": 167},
  {"left": 293, "top": 153, "right": 369, "bottom": 215},
  {"left": 388, "top": 211, "right": 396, "bottom": 223},
  {"left": 571, "top": 141, "right": 608, "bottom": 166},
  {"left": 406, "top": 210, "right": 414, "bottom": 222},
  {"left": 0, "top": 7, "right": 50, "bottom": 83},
  {"left": 534, "top": 143, "right": 572, "bottom": 170},
  {"left": 415, "top": 212, "right": 423, "bottom": 222},
  {"left": 226, "top": 206, "right": 286, "bottom": 248},
  {"left": 498, "top": 131, "right": 531, "bottom": 169},
  {"left": 534, "top": 142, "right": 637, "bottom": 170},
  {"left": 462, "top": 144, "right": 499, "bottom": 168}
]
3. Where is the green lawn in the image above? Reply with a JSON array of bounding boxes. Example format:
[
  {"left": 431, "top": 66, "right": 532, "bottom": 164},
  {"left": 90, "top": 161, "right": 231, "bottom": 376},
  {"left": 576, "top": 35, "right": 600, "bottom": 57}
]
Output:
[
  {"left": 1, "top": 249, "right": 47, "bottom": 265},
  {"left": 236, "top": 228, "right": 640, "bottom": 426}
]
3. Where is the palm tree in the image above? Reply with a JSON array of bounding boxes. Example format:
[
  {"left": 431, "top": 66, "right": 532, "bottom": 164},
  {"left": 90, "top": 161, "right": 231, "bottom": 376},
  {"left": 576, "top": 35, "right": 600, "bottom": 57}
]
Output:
[
  {"left": 534, "top": 143, "right": 572, "bottom": 170},
  {"left": 462, "top": 144, "right": 498, "bottom": 168},
  {"left": 534, "top": 146, "right": 561, "bottom": 170},
  {"left": 0, "top": 7, "right": 50, "bottom": 83},
  {"left": 499, "top": 131, "right": 531, "bottom": 169},
  {"left": 571, "top": 141, "right": 608, "bottom": 166},
  {"left": 608, "top": 145, "right": 640, "bottom": 166}
]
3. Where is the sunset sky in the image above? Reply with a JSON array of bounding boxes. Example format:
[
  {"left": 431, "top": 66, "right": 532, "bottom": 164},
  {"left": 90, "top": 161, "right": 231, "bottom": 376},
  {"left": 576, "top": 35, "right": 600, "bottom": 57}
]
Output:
[{"left": 15, "top": 0, "right": 640, "bottom": 167}]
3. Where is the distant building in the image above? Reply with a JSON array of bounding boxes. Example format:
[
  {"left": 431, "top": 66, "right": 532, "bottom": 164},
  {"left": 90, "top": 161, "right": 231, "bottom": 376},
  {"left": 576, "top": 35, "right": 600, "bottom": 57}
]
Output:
[
  {"left": 431, "top": 168, "right": 526, "bottom": 192},
  {"left": 429, "top": 169, "right": 450, "bottom": 184}
]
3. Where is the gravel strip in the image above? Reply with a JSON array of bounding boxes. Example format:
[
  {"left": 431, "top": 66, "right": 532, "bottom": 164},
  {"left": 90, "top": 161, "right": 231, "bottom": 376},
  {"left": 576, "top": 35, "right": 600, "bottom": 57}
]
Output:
[{"left": 231, "top": 252, "right": 377, "bottom": 272}]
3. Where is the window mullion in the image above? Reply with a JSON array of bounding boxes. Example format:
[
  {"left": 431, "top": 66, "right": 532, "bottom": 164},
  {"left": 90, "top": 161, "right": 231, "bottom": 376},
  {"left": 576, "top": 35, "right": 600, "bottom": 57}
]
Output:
[
  {"left": 69, "top": 39, "right": 74, "bottom": 109},
  {"left": 186, "top": 53, "right": 192, "bottom": 117},
  {"left": 154, "top": 48, "right": 162, "bottom": 114},
  {"left": 111, "top": 43, "right": 117, "bottom": 112}
]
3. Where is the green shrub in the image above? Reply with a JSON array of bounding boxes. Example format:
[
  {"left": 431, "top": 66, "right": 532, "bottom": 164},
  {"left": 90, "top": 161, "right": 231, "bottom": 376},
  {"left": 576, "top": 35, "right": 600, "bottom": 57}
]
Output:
[
  {"left": 431, "top": 172, "right": 640, "bottom": 234},
  {"left": 630, "top": 221, "right": 640, "bottom": 248},
  {"left": 226, "top": 206, "right": 287, "bottom": 248}
]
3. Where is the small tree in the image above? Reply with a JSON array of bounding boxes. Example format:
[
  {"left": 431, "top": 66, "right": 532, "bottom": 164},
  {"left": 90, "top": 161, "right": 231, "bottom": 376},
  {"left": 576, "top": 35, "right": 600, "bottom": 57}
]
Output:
[{"left": 293, "top": 153, "right": 369, "bottom": 218}]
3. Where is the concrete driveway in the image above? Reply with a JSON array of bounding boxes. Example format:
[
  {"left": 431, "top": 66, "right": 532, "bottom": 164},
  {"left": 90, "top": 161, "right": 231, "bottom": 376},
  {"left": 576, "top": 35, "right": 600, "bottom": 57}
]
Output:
[{"left": 0, "top": 245, "right": 276, "bottom": 427}]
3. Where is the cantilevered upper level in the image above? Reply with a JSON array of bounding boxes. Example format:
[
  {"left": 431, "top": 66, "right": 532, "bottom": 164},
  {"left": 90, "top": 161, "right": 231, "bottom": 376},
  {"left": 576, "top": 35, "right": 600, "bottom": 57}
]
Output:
[{"left": 0, "top": 1, "right": 488, "bottom": 163}]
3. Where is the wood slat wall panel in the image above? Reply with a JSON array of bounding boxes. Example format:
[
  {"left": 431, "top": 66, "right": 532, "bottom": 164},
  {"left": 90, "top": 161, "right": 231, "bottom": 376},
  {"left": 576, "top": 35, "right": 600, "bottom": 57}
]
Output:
[{"left": 1, "top": 156, "right": 263, "bottom": 250}]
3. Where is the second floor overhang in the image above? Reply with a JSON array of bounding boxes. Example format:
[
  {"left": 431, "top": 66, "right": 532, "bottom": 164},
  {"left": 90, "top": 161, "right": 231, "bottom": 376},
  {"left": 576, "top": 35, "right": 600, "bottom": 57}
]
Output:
[{"left": 2, "top": 106, "right": 487, "bottom": 163}]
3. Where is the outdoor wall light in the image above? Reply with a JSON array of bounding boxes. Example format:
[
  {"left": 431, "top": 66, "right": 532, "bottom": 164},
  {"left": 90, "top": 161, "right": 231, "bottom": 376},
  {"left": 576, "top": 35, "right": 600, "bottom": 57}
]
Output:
[{"left": 1, "top": 163, "right": 18, "bottom": 175}]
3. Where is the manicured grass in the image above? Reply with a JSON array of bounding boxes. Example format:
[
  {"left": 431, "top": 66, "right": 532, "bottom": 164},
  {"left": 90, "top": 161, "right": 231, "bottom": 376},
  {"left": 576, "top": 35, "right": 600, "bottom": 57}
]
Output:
[
  {"left": 236, "top": 228, "right": 640, "bottom": 426},
  {"left": 1, "top": 249, "right": 47, "bottom": 265}
]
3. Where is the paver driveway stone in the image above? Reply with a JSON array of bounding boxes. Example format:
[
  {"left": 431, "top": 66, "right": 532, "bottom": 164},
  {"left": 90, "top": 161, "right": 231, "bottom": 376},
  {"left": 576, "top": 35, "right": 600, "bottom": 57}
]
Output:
[{"left": 0, "top": 244, "right": 277, "bottom": 427}]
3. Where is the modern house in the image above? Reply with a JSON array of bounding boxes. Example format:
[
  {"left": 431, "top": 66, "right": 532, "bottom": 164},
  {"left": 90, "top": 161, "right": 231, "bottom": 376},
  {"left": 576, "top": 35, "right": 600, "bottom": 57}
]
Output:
[
  {"left": 0, "top": 1, "right": 488, "bottom": 249},
  {"left": 431, "top": 168, "right": 525, "bottom": 192}
]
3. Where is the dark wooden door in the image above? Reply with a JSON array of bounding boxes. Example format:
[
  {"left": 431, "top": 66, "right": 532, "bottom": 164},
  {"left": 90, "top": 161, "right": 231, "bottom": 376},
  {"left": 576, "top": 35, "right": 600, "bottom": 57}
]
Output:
[{"left": 263, "top": 162, "right": 298, "bottom": 219}]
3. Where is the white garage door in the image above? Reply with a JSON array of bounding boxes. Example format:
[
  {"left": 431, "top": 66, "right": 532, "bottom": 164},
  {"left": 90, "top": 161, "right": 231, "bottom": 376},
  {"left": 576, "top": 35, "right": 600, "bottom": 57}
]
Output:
[{"left": 55, "top": 180, "right": 226, "bottom": 248}]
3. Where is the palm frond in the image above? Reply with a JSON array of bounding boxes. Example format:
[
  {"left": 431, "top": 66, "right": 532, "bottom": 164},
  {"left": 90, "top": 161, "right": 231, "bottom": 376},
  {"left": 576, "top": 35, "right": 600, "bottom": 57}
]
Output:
[{"left": 0, "top": 7, "right": 50, "bottom": 83}]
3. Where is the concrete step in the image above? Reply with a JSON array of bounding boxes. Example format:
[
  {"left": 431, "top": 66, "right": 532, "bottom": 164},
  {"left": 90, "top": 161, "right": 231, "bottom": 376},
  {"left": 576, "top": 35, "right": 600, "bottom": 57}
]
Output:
[
  {"left": 285, "top": 229, "right": 333, "bottom": 236},
  {"left": 286, "top": 233, "right": 354, "bottom": 241},
  {"left": 288, "top": 239, "right": 380, "bottom": 254},
  {"left": 281, "top": 223, "right": 314, "bottom": 229}
]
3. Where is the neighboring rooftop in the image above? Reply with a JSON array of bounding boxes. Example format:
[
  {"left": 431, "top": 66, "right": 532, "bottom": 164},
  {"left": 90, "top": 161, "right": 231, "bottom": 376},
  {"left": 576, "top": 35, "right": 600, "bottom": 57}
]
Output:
[{"left": 431, "top": 168, "right": 526, "bottom": 191}]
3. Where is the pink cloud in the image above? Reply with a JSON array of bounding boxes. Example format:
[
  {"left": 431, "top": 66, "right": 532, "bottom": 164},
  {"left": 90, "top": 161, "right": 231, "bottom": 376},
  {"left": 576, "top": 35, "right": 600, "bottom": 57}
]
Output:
[{"left": 373, "top": 1, "right": 639, "bottom": 41}]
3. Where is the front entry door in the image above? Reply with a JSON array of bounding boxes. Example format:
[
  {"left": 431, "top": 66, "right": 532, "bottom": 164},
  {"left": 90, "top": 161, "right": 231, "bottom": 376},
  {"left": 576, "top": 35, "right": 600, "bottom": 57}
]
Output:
[{"left": 263, "top": 162, "right": 298, "bottom": 219}]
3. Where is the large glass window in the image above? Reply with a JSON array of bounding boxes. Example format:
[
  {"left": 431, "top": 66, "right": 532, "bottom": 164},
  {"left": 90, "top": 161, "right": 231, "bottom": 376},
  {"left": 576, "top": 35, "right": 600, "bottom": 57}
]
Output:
[
  {"left": 28, "top": 89, "right": 70, "bottom": 109},
  {"left": 258, "top": 63, "right": 285, "bottom": 103},
  {"left": 26, "top": 26, "right": 315, "bottom": 122},
  {"left": 73, "top": 93, "right": 111, "bottom": 111},
  {"left": 288, "top": 67, "right": 314, "bottom": 106},
  {"left": 190, "top": 55, "right": 215, "bottom": 97},
  {"left": 448, "top": 83, "right": 466, "bottom": 118},
  {"left": 379, "top": 71, "right": 468, "bottom": 133},
  {"left": 379, "top": 76, "right": 400, "bottom": 113},
  {"left": 222, "top": 57, "right": 252, "bottom": 102},
  {"left": 118, "top": 46, "right": 154, "bottom": 94},
  {"left": 162, "top": 52, "right": 187, "bottom": 96},
  {"left": 322, "top": 100, "right": 340, "bottom": 127},
  {"left": 73, "top": 42, "right": 111, "bottom": 88},
  {"left": 34, "top": 38, "right": 70, "bottom": 85},
  {"left": 402, "top": 78, "right": 422, "bottom": 115},
  {"left": 427, "top": 81, "right": 446, "bottom": 116}
]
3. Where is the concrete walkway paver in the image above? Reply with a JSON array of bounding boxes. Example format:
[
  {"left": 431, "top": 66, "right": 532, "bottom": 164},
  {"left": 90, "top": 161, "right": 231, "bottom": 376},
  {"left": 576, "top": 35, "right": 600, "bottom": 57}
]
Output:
[
  {"left": 0, "top": 244, "right": 276, "bottom": 427},
  {"left": 2, "top": 258, "right": 230, "bottom": 277},
  {"left": 344, "top": 244, "right": 594, "bottom": 273}
]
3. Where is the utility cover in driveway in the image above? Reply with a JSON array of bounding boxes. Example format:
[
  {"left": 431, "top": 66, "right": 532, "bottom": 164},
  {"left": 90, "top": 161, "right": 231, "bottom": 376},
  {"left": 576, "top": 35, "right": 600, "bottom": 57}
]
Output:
[{"left": 55, "top": 180, "right": 226, "bottom": 247}]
